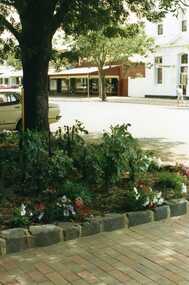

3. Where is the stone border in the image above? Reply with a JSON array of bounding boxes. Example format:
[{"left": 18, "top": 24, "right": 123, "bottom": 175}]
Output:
[{"left": 0, "top": 199, "right": 188, "bottom": 256}]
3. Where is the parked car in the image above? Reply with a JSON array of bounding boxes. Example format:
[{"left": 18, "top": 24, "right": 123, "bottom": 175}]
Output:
[{"left": 0, "top": 89, "right": 61, "bottom": 131}]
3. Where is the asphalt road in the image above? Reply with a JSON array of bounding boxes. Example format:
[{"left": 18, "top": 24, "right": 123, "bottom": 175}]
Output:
[{"left": 50, "top": 98, "right": 189, "bottom": 165}]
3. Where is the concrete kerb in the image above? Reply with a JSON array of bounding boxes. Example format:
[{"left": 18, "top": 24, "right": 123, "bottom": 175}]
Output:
[
  {"left": 0, "top": 199, "right": 188, "bottom": 256},
  {"left": 153, "top": 205, "right": 171, "bottom": 221},
  {"left": 0, "top": 228, "right": 32, "bottom": 255},
  {"left": 166, "top": 199, "right": 188, "bottom": 217},
  {"left": 127, "top": 210, "right": 154, "bottom": 227},
  {"left": 29, "top": 224, "right": 63, "bottom": 247}
]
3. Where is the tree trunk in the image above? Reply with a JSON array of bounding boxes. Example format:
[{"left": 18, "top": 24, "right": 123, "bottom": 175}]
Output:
[
  {"left": 21, "top": 38, "right": 51, "bottom": 131},
  {"left": 19, "top": 2, "right": 54, "bottom": 131},
  {"left": 98, "top": 68, "right": 106, "bottom": 101}
]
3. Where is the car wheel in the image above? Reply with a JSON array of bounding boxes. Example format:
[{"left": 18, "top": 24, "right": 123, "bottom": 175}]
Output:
[{"left": 16, "top": 119, "right": 22, "bottom": 132}]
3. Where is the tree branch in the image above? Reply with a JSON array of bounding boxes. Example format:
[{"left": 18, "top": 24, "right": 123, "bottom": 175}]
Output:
[{"left": 0, "top": 14, "right": 21, "bottom": 42}]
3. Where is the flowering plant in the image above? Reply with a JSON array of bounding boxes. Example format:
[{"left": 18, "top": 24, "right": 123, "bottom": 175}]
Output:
[
  {"left": 56, "top": 195, "right": 76, "bottom": 218},
  {"left": 74, "top": 197, "right": 91, "bottom": 220},
  {"left": 10, "top": 203, "right": 32, "bottom": 227},
  {"left": 133, "top": 186, "right": 164, "bottom": 209}
]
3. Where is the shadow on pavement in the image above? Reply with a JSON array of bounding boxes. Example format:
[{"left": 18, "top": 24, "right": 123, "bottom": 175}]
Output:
[{"left": 139, "top": 137, "right": 189, "bottom": 165}]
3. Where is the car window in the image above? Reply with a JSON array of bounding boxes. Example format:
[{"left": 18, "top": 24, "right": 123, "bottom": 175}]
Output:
[{"left": 0, "top": 93, "right": 19, "bottom": 106}]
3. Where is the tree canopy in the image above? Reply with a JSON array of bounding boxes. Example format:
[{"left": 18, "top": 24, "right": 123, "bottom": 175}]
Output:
[{"left": 75, "top": 26, "right": 154, "bottom": 100}]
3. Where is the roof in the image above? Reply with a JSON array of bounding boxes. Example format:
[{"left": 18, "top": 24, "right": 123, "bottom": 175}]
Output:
[
  {"left": 0, "top": 65, "right": 120, "bottom": 78},
  {"left": 0, "top": 70, "right": 23, "bottom": 78},
  {"left": 48, "top": 65, "right": 119, "bottom": 76}
]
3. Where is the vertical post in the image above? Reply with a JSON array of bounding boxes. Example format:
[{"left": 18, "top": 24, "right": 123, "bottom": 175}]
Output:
[
  {"left": 21, "top": 87, "right": 25, "bottom": 131},
  {"left": 87, "top": 74, "right": 90, "bottom": 98},
  {"left": 68, "top": 76, "right": 71, "bottom": 96}
]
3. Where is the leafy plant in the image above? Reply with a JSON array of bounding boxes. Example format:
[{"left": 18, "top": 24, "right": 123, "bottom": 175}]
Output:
[
  {"left": 54, "top": 120, "right": 88, "bottom": 156},
  {"left": 154, "top": 171, "right": 184, "bottom": 199},
  {"left": 48, "top": 150, "right": 76, "bottom": 191},
  {"left": 61, "top": 181, "right": 93, "bottom": 206},
  {"left": 10, "top": 207, "right": 31, "bottom": 228},
  {"left": 19, "top": 130, "right": 49, "bottom": 196}
]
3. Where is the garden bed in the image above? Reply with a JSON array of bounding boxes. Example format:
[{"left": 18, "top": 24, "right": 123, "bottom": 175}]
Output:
[{"left": 0, "top": 123, "right": 189, "bottom": 255}]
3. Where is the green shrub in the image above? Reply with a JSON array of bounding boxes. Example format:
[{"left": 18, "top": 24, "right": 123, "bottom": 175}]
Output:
[
  {"left": 97, "top": 124, "right": 140, "bottom": 188},
  {"left": 154, "top": 171, "right": 184, "bottom": 199}
]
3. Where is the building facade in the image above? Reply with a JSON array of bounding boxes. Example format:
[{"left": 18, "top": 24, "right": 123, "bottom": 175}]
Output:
[
  {"left": 48, "top": 64, "right": 145, "bottom": 97},
  {"left": 144, "top": 8, "right": 189, "bottom": 98},
  {"left": 0, "top": 64, "right": 145, "bottom": 97}
]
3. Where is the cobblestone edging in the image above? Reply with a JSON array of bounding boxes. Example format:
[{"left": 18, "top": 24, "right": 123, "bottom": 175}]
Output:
[{"left": 0, "top": 199, "right": 187, "bottom": 256}]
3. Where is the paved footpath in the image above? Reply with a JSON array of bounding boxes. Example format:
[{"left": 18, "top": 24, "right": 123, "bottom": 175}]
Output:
[{"left": 2, "top": 216, "right": 189, "bottom": 284}]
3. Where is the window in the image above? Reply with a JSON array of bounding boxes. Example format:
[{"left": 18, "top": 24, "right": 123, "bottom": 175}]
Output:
[
  {"left": 16, "top": 77, "right": 20, "bottom": 85},
  {"left": 155, "top": 57, "right": 163, "bottom": 64},
  {"left": 50, "top": 79, "right": 57, "bottom": 91},
  {"left": 155, "top": 56, "right": 163, "bottom": 84},
  {"left": 61, "top": 79, "right": 68, "bottom": 91},
  {"left": 180, "top": 54, "right": 188, "bottom": 95},
  {"left": 75, "top": 78, "right": 87, "bottom": 90},
  {"left": 90, "top": 79, "right": 98, "bottom": 92},
  {"left": 157, "top": 68, "right": 163, "bottom": 84},
  {"left": 182, "top": 20, "right": 187, "bottom": 32},
  {"left": 157, "top": 24, "right": 163, "bottom": 35},
  {"left": 181, "top": 54, "right": 188, "bottom": 64},
  {"left": 4, "top": 78, "right": 9, "bottom": 85}
]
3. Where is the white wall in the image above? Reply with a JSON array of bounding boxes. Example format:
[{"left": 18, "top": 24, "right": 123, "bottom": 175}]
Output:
[
  {"left": 128, "top": 77, "right": 146, "bottom": 97},
  {"left": 144, "top": 7, "right": 189, "bottom": 98},
  {"left": 145, "top": 47, "right": 189, "bottom": 97}
]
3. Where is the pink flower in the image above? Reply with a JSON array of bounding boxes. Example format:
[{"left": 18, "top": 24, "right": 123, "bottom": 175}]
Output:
[
  {"left": 35, "top": 202, "right": 45, "bottom": 211},
  {"left": 75, "top": 197, "right": 84, "bottom": 209}
]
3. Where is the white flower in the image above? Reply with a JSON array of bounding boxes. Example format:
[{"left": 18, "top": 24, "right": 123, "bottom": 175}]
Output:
[
  {"left": 157, "top": 198, "right": 164, "bottom": 205},
  {"left": 157, "top": 192, "right": 162, "bottom": 199},
  {"left": 136, "top": 194, "right": 140, "bottom": 200},
  {"left": 181, "top": 183, "right": 187, "bottom": 194},
  {"left": 133, "top": 187, "right": 140, "bottom": 200},
  {"left": 153, "top": 196, "right": 158, "bottom": 204},
  {"left": 20, "top": 204, "right": 26, "bottom": 216},
  {"left": 68, "top": 205, "right": 76, "bottom": 215},
  {"left": 61, "top": 195, "right": 67, "bottom": 203},
  {"left": 64, "top": 209, "right": 69, "bottom": 217},
  {"left": 143, "top": 198, "right": 150, "bottom": 207},
  {"left": 153, "top": 156, "right": 162, "bottom": 168},
  {"left": 134, "top": 187, "right": 138, "bottom": 195},
  {"left": 38, "top": 212, "right": 44, "bottom": 221},
  {"left": 148, "top": 156, "right": 153, "bottom": 162}
]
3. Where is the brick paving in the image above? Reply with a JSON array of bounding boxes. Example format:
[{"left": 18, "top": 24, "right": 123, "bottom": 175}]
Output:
[{"left": 1, "top": 216, "right": 189, "bottom": 284}]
